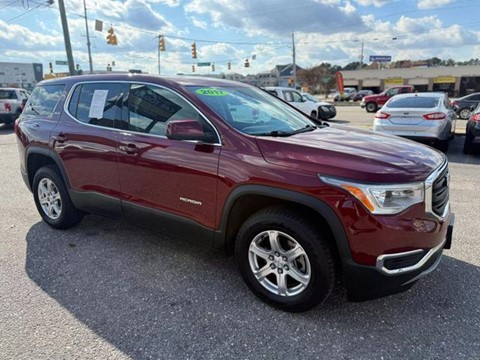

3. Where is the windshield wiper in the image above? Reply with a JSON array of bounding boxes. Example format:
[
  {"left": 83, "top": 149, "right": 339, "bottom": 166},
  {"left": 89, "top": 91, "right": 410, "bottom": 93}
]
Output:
[
  {"left": 254, "top": 125, "right": 317, "bottom": 137},
  {"left": 28, "top": 103, "right": 40, "bottom": 115}
]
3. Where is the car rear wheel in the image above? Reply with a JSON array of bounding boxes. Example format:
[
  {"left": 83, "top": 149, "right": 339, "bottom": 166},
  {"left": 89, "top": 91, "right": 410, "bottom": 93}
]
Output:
[
  {"left": 366, "top": 102, "right": 378, "bottom": 113},
  {"left": 33, "top": 165, "right": 84, "bottom": 229},
  {"left": 459, "top": 108, "right": 472, "bottom": 120},
  {"left": 235, "top": 207, "right": 336, "bottom": 312}
]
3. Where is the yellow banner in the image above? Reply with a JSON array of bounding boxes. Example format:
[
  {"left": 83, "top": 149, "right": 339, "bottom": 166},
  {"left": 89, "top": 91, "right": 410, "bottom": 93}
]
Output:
[
  {"left": 433, "top": 76, "right": 456, "bottom": 84},
  {"left": 384, "top": 78, "right": 404, "bottom": 85}
]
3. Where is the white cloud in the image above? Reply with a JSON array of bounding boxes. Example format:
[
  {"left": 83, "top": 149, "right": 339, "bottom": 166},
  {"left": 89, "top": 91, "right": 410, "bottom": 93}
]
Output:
[
  {"left": 417, "top": 0, "right": 454, "bottom": 9},
  {"left": 355, "top": 0, "right": 396, "bottom": 7}
]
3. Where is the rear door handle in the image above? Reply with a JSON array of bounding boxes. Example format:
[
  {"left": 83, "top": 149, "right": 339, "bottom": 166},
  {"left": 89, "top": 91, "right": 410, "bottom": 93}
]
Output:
[
  {"left": 52, "top": 133, "right": 66, "bottom": 143},
  {"left": 119, "top": 143, "right": 139, "bottom": 154}
]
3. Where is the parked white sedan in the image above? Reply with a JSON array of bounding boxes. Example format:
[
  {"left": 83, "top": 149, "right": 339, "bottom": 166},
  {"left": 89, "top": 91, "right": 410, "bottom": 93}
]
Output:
[{"left": 372, "top": 92, "right": 456, "bottom": 152}]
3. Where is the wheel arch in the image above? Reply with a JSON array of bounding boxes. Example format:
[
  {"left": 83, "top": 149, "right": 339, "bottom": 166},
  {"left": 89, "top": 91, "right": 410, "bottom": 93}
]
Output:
[
  {"left": 26, "top": 147, "right": 71, "bottom": 190},
  {"left": 215, "top": 185, "right": 351, "bottom": 267}
]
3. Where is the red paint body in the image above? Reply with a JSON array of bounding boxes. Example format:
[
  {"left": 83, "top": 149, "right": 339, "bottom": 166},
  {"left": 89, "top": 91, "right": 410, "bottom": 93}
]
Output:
[
  {"left": 16, "top": 74, "right": 449, "bottom": 268},
  {"left": 363, "top": 85, "right": 414, "bottom": 108}
]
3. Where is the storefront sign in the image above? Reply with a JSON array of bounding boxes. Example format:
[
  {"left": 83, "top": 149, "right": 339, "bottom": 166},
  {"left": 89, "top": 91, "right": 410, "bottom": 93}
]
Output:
[
  {"left": 433, "top": 76, "right": 456, "bottom": 84},
  {"left": 384, "top": 78, "right": 404, "bottom": 85}
]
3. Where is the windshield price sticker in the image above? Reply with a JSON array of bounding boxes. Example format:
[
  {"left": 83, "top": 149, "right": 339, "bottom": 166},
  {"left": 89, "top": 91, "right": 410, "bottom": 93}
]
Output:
[{"left": 195, "top": 88, "right": 228, "bottom": 96}]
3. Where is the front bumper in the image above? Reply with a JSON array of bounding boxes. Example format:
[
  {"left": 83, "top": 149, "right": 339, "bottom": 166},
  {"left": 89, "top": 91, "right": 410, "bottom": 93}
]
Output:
[{"left": 345, "top": 213, "right": 454, "bottom": 301}]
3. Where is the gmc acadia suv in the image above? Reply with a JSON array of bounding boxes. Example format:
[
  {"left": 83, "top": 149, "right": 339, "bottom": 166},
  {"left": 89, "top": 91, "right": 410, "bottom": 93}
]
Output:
[{"left": 16, "top": 74, "right": 454, "bottom": 312}]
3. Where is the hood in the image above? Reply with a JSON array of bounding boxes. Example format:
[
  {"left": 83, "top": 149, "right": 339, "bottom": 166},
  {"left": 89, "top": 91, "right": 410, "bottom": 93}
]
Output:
[
  {"left": 315, "top": 101, "right": 333, "bottom": 106},
  {"left": 363, "top": 94, "right": 382, "bottom": 101},
  {"left": 255, "top": 125, "right": 444, "bottom": 183}
]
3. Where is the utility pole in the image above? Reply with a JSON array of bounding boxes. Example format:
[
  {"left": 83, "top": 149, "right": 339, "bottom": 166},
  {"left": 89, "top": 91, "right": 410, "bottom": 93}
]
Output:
[
  {"left": 57, "top": 0, "right": 75, "bottom": 76},
  {"left": 359, "top": 41, "right": 364, "bottom": 70},
  {"left": 157, "top": 35, "right": 161, "bottom": 75},
  {"left": 83, "top": 0, "right": 93, "bottom": 74},
  {"left": 292, "top": 32, "right": 296, "bottom": 88}
]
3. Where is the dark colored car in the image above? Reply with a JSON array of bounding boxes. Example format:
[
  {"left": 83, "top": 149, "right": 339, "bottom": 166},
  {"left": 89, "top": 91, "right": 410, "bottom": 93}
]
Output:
[
  {"left": 16, "top": 74, "right": 454, "bottom": 312},
  {"left": 451, "top": 93, "right": 480, "bottom": 120},
  {"left": 352, "top": 90, "right": 374, "bottom": 102},
  {"left": 463, "top": 104, "right": 480, "bottom": 154}
]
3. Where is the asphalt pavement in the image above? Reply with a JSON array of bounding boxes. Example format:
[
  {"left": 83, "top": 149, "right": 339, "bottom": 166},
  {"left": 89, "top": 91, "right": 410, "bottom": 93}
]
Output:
[{"left": 1, "top": 108, "right": 480, "bottom": 359}]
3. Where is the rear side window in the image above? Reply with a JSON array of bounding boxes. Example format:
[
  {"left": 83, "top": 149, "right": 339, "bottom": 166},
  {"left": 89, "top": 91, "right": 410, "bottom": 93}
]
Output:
[
  {"left": 68, "top": 83, "right": 125, "bottom": 128},
  {"left": 388, "top": 96, "right": 440, "bottom": 108},
  {"left": 0, "top": 90, "right": 16, "bottom": 99},
  {"left": 23, "top": 85, "right": 64, "bottom": 116}
]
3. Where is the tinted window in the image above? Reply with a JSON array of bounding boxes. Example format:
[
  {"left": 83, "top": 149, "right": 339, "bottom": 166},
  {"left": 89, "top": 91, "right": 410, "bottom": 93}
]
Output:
[
  {"left": 401, "top": 87, "right": 410, "bottom": 93},
  {"left": 386, "top": 88, "right": 400, "bottom": 96},
  {"left": 469, "top": 94, "right": 480, "bottom": 101},
  {"left": 388, "top": 96, "right": 440, "bottom": 108},
  {"left": 69, "top": 83, "right": 124, "bottom": 128},
  {"left": 0, "top": 90, "right": 17, "bottom": 100},
  {"left": 125, "top": 84, "right": 217, "bottom": 141},
  {"left": 23, "top": 85, "right": 64, "bottom": 116}
]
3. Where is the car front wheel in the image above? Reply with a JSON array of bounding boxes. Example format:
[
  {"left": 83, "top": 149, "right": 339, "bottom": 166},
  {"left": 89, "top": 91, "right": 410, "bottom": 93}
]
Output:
[
  {"left": 366, "top": 102, "right": 378, "bottom": 113},
  {"left": 33, "top": 165, "right": 84, "bottom": 229},
  {"left": 235, "top": 207, "right": 336, "bottom": 312}
]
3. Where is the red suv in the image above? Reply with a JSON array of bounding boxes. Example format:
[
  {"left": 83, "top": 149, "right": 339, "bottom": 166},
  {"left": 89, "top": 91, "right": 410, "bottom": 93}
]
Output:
[
  {"left": 16, "top": 75, "right": 454, "bottom": 312},
  {"left": 361, "top": 85, "right": 414, "bottom": 113}
]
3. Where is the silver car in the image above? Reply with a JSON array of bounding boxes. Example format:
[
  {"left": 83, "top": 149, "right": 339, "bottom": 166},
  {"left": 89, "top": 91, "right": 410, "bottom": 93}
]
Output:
[{"left": 372, "top": 92, "right": 456, "bottom": 152}]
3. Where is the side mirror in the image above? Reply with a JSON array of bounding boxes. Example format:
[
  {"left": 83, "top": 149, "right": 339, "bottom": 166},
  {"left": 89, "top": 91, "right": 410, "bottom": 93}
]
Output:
[
  {"left": 470, "top": 105, "right": 476, "bottom": 112},
  {"left": 166, "top": 119, "right": 205, "bottom": 141},
  {"left": 301, "top": 95, "right": 308, "bottom": 102}
]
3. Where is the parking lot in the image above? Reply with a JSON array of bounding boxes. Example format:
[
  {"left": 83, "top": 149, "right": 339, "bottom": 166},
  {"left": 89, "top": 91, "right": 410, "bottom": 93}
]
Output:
[{"left": 1, "top": 106, "right": 480, "bottom": 360}]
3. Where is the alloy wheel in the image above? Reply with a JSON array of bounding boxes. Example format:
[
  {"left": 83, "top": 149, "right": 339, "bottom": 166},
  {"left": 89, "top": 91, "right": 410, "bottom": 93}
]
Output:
[
  {"left": 248, "top": 230, "right": 311, "bottom": 297},
  {"left": 37, "top": 178, "right": 62, "bottom": 220}
]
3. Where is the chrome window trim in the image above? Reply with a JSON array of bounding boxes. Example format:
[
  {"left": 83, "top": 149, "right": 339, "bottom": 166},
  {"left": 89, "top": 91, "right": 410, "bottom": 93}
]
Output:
[
  {"left": 376, "top": 236, "right": 446, "bottom": 276},
  {"left": 63, "top": 80, "right": 222, "bottom": 146},
  {"left": 425, "top": 159, "right": 449, "bottom": 221}
]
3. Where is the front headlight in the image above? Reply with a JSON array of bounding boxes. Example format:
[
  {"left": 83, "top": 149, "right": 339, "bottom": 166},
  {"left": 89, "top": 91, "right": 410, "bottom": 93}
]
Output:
[{"left": 319, "top": 176, "right": 424, "bottom": 215}]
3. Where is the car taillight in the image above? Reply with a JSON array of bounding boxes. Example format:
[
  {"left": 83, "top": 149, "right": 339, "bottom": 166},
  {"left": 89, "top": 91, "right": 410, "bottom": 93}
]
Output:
[
  {"left": 423, "top": 112, "right": 446, "bottom": 120},
  {"left": 471, "top": 114, "right": 480, "bottom": 123},
  {"left": 4, "top": 102, "right": 11, "bottom": 112},
  {"left": 375, "top": 112, "right": 390, "bottom": 119}
]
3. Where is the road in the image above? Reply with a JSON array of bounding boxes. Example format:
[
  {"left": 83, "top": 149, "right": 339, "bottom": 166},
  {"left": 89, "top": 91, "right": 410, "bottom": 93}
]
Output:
[{"left": 1, "top": 109, "right": 480, "bottom": 359}]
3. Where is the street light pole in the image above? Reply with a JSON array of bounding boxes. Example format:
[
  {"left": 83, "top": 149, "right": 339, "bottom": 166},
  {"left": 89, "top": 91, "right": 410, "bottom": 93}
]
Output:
[
  {"left": 57, "top": 0, "right": 75, "bottom": 76},
  {"left": 292, "top": 32, "right": 296, "bottom": 88},
  {"left": 83, "top": 0, "right": 93, "bottom": 74}
]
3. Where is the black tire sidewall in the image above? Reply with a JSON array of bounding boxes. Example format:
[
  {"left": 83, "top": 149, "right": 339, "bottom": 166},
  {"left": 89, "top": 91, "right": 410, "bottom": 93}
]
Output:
[
  {"left": 366, "top": 103, "right": 377, "bottom": 113},
  {"left": 235, "top": 209, "right": 335, "bottom": 312}
]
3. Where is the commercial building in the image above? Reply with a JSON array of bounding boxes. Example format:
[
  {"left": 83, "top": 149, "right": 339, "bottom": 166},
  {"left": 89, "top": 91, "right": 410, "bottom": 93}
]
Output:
[
  {"left": 341, "top": 65, "right": 480, "bottom": 97},
  {"left": 0, "top": 62, "right": 44, "bottom": 91}
]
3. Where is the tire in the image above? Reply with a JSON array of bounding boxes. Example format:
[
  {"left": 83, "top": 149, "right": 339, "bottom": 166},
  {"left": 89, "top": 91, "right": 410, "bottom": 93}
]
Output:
[
  {"left": 235, "top": 206, "right": 336, "bottom": 312},
  {"left": 436, "top": 139, "right": 449, "bottom": 153},
  {"left": 366, "top": 102, "right": 378, "bottom": 113},
  {"left": 463, "top": 133, "right": 475, "bottom": 154},
  {"left": 33, "top": 165, "right": 84, "bottom": 229},
  {"left": 459, "top": 108, "right": 472, "bottom": 120},
  {"left": 310, "top": 111, "right": 318, "bottom": 120}
]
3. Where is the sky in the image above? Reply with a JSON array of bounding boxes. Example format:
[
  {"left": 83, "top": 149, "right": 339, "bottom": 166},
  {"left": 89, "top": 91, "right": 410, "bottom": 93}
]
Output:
[{"left": 0, "top": 0, "right": 480, "bottom": 76}]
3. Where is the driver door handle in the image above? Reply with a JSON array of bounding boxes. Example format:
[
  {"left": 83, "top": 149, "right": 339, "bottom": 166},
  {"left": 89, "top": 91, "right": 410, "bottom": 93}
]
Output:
[{"left": 119, "top": 143, "right": 139, "bottom": 154}]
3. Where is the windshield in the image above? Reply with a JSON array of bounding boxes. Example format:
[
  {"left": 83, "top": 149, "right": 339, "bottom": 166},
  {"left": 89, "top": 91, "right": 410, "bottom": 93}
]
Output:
[
  {"left": 189, "top": 86, "right": 316, "bottom": 136},
  {"left": 303, "top": 93, "right": 318, "bottom": 102},
  {"left": 387, "top": 96, "right": 440, "bottom": 108}
]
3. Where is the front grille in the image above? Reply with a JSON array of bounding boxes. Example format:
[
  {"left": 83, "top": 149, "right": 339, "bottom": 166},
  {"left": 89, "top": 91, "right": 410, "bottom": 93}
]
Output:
[
  {"left": 383, "top": 250, "right": 427, "bottom": 270},
  {"left": 432, "top": 165, "right": 449, "bottom": 217}
]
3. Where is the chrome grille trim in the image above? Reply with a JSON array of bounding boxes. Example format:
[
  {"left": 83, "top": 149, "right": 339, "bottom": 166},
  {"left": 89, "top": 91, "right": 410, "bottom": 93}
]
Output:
[{"left": 425, "top": 159, "right": 450, "bottom": 220}]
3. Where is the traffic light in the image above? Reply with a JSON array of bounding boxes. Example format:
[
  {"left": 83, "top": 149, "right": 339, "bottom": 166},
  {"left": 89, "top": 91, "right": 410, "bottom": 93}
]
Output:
[
  {"left": 159, "top": 35, "right": 166, "bottom": 51},
  {"left": 191, "top": 42, "right": 197, "bottom": 59},
  {"left": 227, "top": 62, "right": 231, "bottom": 70},
  {"left": 212, "top": 63, "right": 215, "bottom": 72},
  {"left": 244, "top": 59, "right": 250, "bottom": 68},
  {"left": 192, "top": 65, "right": 195, "bottom": 72},
  {"left": 49, "top": 62, "right": 53, "bottom": 73},
  {"left": 106, "top": 27, "right": 118, "bottom": 45}
]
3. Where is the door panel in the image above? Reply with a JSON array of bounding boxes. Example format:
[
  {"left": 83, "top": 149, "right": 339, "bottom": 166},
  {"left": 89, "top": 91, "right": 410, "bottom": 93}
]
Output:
[
  {"left": 117, "top": 83, "right": 220, "bottom": 230},
  {"left": 52, "top": 82, "right": 126, "bottom": 215}
]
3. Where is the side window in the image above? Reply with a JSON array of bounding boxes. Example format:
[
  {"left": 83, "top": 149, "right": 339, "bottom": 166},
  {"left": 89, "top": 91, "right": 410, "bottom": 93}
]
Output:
[
  {"left": 23, "top": 85, "right": 64, "bottom": 116},
  {"left": 68, "top": 83, "right": 125, "bottom": 128},
  {"left": 386, "top": 88, "right": 400, "bottom": 96},
  {"left": 283, "top": 91, "right": 293, "bottom": 102},
  {"left": 291, "top": 91, "right": 303, "bottom": 102},
  {"left": 401, "top": 87, "right": 410, "bottom": 94},
  {"left": 125, "top": 83, "right": 217, "bottom": 142},
  {"left": 470, "top": 94, "right": 480, "bottom": 101}
]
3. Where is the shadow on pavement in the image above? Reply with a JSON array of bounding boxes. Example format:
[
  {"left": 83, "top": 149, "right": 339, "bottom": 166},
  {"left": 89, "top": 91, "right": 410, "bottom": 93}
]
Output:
[
  {"left": 25, "top": 217, "right": 480, "bottom": 359},
  {"left": 447, "top": 136, "right": 480, "bottom": 165},
  {"left": 0, "top": 125, "right": 14, "bottom": 135}
]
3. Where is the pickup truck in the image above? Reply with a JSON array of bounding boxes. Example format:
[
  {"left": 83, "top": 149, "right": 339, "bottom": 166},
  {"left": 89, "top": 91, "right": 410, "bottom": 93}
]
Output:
[
  {"left": 0, "top": 88, "right": 30, "bottom": 126},
  {"left": 361, "top": 85, "right": 414, "bottom": 113}
]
